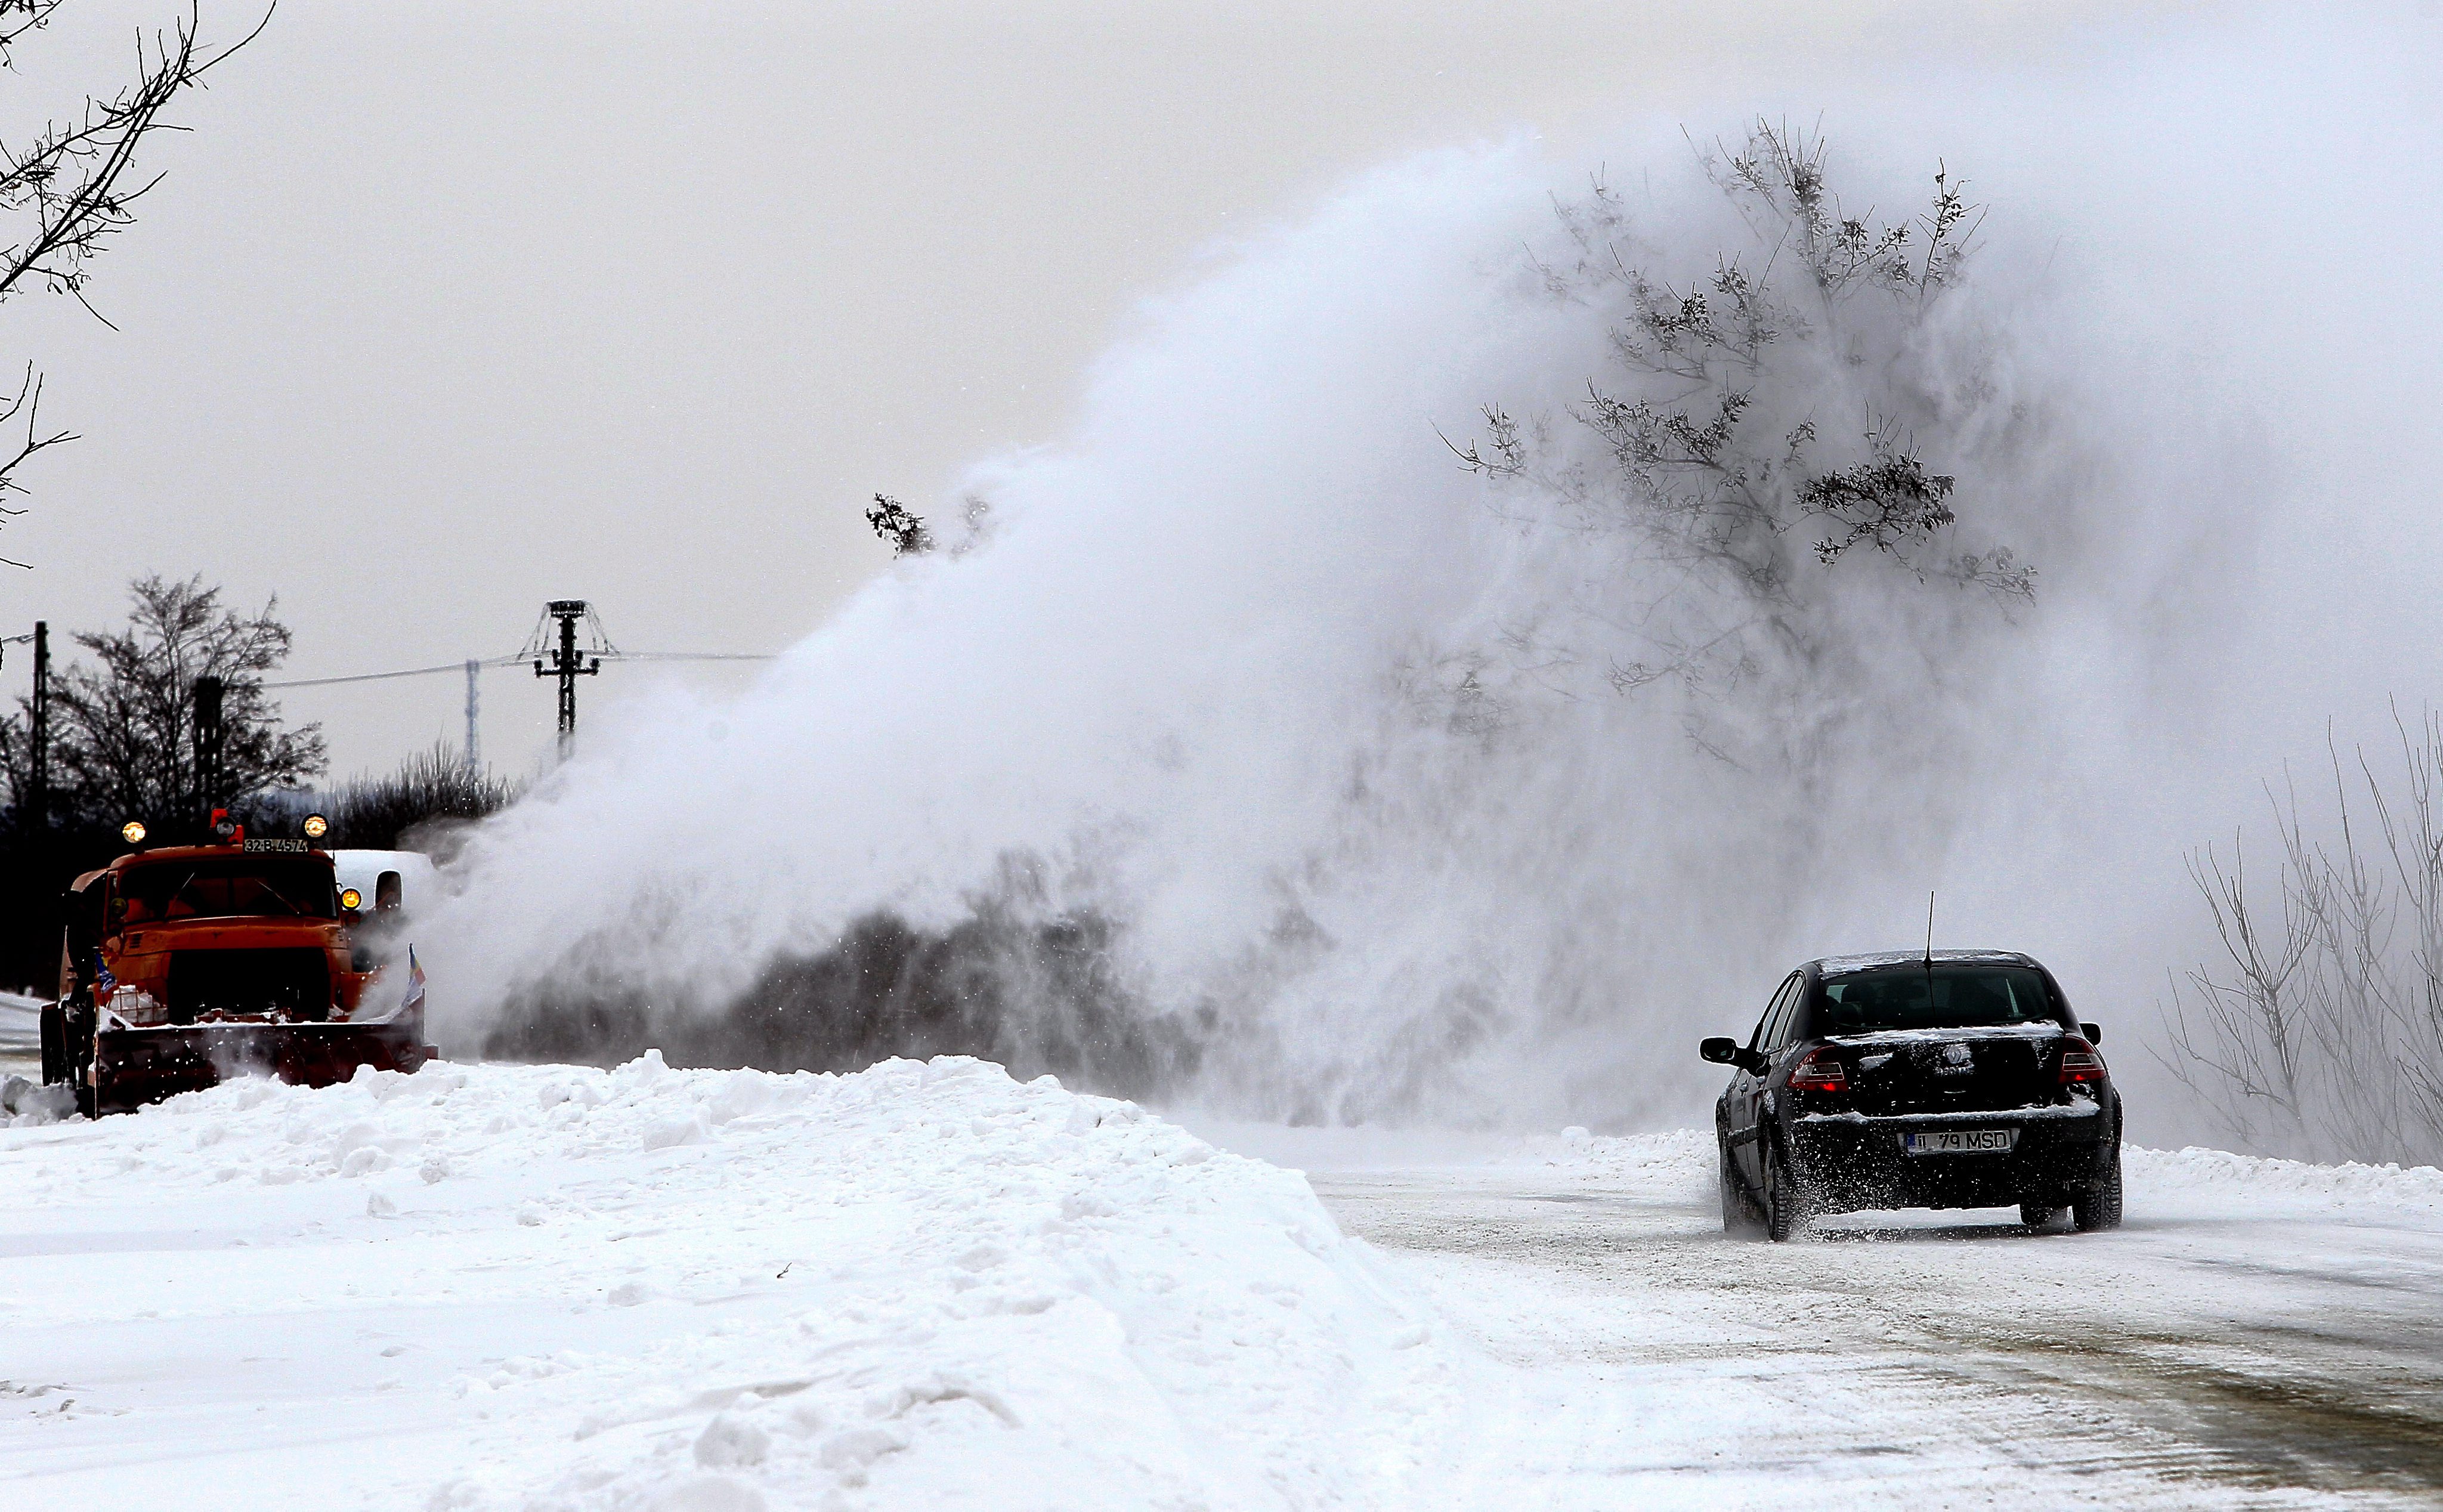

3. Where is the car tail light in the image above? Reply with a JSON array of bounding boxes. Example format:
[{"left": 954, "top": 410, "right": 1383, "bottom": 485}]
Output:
[
  {"left": 1788, "top": 1046, "right": 1847, "bottom": 1093},
  {"left": 2059, "top": 1035, "right": 2105, "bottom": 1086}
]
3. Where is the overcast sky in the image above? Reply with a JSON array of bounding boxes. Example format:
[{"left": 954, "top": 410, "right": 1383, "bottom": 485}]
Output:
[{"left": 3, "top": 0, "right": 2161, "bottom": 779}]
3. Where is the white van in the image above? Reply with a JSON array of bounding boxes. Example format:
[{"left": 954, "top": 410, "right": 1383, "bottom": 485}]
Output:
[{"left": 328, "top": 849, "right": 441, "bottom": 922}]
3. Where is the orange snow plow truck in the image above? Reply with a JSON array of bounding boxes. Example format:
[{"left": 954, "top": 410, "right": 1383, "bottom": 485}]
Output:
[{"left": 37, "top": 814, "right": 435, "bottom": 1117}]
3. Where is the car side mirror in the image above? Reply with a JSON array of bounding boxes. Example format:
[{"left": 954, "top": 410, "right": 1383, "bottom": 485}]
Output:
[
  {"left": 1699, "top": 1036, "right": 1740, "bottom": 1065},
  {"left": 2080, "top": 1021, "right": 2102, "bottom": 1045}
]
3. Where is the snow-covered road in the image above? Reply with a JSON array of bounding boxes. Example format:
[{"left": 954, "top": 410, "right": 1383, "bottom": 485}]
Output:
[
  {"left": 1242, "top": 1128, "right": 2443, "bottom": 1509},
  {"left": 7, "top": 1059, "right": 2441, "bottom": 1509}
]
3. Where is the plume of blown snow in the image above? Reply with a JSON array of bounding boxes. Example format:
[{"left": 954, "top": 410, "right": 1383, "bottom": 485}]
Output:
[{"left": 420, "top": 9, "right": 2443, "bottom": 1135}]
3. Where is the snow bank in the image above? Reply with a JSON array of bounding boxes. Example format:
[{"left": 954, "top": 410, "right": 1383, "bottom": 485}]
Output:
[
  {"left": 2127, "top": 1143, "right": 2443, "bottom": 1214},
  {"left": 0, "top": 1056, "right": 1459, "bottom": 1510}
]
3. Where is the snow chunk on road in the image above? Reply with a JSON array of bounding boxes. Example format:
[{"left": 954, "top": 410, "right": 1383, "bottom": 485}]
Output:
[
  {"left": 1, "top": 1071, "right": 75, "bottom": 1124},
  {"left": 1, "top": 1056, "right": 1456, "bottom": 1510}
]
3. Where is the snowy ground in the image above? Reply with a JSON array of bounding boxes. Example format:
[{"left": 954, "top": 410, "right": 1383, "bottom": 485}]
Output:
[
  {"left": 1, "top": 1057, "right": 1458, "bottom": 1510},
  {"left": 5, "top": 1059, "right": 2441, "bottom": 1509}
]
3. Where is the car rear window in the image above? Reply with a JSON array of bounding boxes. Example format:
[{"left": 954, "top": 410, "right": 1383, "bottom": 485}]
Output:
[{"left": 1813, "top": 966, "right": 2061, "bottom": 1034}]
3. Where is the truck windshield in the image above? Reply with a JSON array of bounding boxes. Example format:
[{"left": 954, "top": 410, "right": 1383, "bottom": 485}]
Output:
[
  {"left": 116, "top": 858, "right": 338, "bottom": 923},
  {"left": 1815, "top": 966, "right": 2060, "bottom": 1034}
]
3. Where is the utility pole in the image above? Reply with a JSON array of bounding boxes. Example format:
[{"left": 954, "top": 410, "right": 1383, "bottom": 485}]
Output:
[
  {"left": 193, "top": 674, "right": 225, "bottom": 830},
  {"left": 533, "top": 599, "right": 599, "bottom": 760},
  {"left": 464, "top": 658, "right": 481, "bottom": 772},
  {"left": 27, "top": 620, "right": 47, "bottom": 830}
]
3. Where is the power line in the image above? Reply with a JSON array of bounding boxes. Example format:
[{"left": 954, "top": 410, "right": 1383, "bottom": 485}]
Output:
[
  {"left": 264, "top": 650, "right": 778, "bottom": 689},
  {"left": 262, "top": 657, "right": 521, "bottom": 690},
  {"left": 261, "top": 594, "right": 784, "bottom": 768},
  {"left": 19, "top": 596, "right": 780, "bottom": 783},
  {"left": 610, "top": 652, "right": 779, "bottom": 663}
]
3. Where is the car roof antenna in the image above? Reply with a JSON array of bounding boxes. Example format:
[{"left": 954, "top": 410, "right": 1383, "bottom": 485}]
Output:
[{"left": 1924, "top": 890, "right": 1937, "bottom": 969}]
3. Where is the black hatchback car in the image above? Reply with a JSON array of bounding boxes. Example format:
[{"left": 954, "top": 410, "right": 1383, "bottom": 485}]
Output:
[{"left": 1702, "top": 951, "right": 2122, "bottom": 1240}]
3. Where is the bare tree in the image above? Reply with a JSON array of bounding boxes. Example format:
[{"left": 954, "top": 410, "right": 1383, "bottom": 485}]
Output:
[
  {"left": 0, "top": 572, "right": 323, "bottom": 829},
  {"left": 0, "top": 1, "right": 268, "bottom": 562},
  {"left": 2164, "top": 710, "right": 2443, "bottom": 1165}
]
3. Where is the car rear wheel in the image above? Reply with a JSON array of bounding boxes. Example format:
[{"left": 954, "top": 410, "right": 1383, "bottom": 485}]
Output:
[
  {"left": 2074, "top": 1144, "right": 2124, "bottom": 1232},
  {"left": 1720, "top": 1136, "right": 1764, "bottom": 1236},
  {"left": 1764, "top": 1133, "right": 1808, "bottom": 1242}
]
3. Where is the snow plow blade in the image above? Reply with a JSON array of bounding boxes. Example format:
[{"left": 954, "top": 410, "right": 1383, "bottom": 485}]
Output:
[{"left": 92, "top": 1021, "right": 435, "bottom": 1115}]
